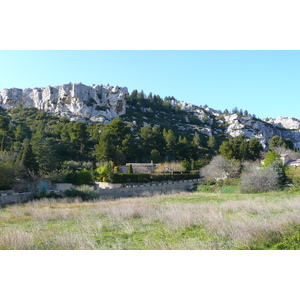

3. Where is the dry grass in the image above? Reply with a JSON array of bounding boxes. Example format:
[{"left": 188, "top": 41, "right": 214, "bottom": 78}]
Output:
[
  {"left": 1, "top": 193, "right": 300, "bottom": 249},
  {"left": 0, "top": 229, "right": 34, "bottom": 249}
]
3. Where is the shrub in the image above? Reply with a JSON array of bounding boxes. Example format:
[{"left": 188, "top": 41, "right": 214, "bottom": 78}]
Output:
[
  {"left": 77, "top": 169, "right": 94, "bottom": 185},
  {"left": 286, "top": 166, "right": 300, "bottom": 186},
  {"left": 262, "top": 152, "right": 281, "bottom": 167},
  {"left": 196, "top": 185, "right": 215, "bottom": 192},
  {"left": 240, "top": 164, "right": 279, "bottom": 193},
  {"left": 274, "top": 223, "right": 300, "bottom": 250},
  {"left": 200, "top": 156, "right": 241, "bottom": 183}
]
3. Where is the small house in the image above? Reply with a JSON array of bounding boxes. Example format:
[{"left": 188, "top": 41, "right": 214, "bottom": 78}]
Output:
[{"left": 280, "top": 154, "right": 300, "bottom": 167}]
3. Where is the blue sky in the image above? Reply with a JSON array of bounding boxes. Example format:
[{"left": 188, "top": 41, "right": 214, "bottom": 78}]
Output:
[{"left": 0, "top": 50, "right": 299, "bottom": 119}]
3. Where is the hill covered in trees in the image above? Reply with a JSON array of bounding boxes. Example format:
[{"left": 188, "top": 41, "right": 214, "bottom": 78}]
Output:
[{"left": 0, "top": 84, "right": 299, "bottom": 190}]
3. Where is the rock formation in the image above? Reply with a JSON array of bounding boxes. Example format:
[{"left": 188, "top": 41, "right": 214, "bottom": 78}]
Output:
[
  {"left": 224, "top": 114, "right": 300, "bottom": 150},
  {"left": 264, "top": 116, "right": 300, "bottom": 130},
  {"left": 2, "top": 82, "right": 300, "bottom": 150},
  {"left": 0, "top": 83, "right": 128, "bottom": 123}
]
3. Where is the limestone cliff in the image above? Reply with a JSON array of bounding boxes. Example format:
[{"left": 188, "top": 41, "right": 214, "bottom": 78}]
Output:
[
  {"left": 264, "top": 116, "right": 300, "bottom": 130},
  {"left": 224, "top": 114, "right": 300, "bottom": 149},
  {"left": 0, "top": 83, "right": 128, "bottom": 123}
]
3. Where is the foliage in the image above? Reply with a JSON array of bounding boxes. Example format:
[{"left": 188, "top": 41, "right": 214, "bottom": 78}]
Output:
[
  {"left": 219, "top": 135, "right": 262, "bottom": 161},
  {"left": 262, "top": 152, "right": 281, "bottom": 167},
  {"left": 261, "top": 152, "right": 286, "bottom": 185},
  {"left": 274, "top": 223, "right": 300, "bottom": 250},
  {"left": 77, "top": 169, "right": 94, "bottom": 185},
  {"left": 286, "top": 166, "right": 300, "bottom": 185},
  {"left": 95, "top": 162, "right": 114, "bottom": 181},
  {"left": 128, "top": 164, "right": 133, "bottom": 174},
  {"left": 269, "top": 135, "right": 294, "bottom": 151}
]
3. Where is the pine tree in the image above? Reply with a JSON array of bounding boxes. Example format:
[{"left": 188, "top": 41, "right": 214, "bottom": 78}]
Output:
[
  {"left": 192, "top": 132, "right": 201, "bottom": 147},
  {"left": 207, "top": 135, "right": 216, "bottom": 151},
  {"left": 21, "top": 139, "right": 39, "bottom": 172}
]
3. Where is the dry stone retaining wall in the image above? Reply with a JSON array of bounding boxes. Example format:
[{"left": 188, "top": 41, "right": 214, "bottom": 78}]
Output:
[{"left": 94, "top": 179, "right": 200, "bottom": 199}]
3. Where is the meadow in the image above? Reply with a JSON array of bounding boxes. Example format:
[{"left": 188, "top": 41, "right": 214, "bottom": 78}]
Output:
[{"left": 1, "top": 187, "right": 300, "bottom": 250}]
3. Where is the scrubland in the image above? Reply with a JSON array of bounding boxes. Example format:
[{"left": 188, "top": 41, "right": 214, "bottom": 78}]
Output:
[{"left": 1, "top": 188, "right": 300, "bottom": 250}]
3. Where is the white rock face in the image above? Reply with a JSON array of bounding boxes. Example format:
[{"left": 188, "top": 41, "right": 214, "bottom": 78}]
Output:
[
  {"left": 225, "top": 114, "right": 300, "bottom": 149},
  {"left": 265, "top": 116, "right": 300, "bottom": 130},
  {"left": 0, "top": 83, "right": 128, "bottom": 122}
]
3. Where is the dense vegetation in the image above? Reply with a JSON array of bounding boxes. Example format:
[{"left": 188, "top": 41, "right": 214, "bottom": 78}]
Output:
[{"left": 0, "top": 89, "right": 298, "bottom": 192}]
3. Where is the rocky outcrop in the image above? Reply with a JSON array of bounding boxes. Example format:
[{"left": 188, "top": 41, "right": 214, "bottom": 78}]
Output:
[
  {"left": 0, "top": 83, "right": 128, "bottom": 123},
  {"left": 225, "top": 114, "right": 300, "bottom": 149},
  {"left": 265, "top": 116, "right": 300, "bottom": 130}
]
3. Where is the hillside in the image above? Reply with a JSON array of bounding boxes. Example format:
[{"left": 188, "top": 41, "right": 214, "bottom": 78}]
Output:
[{"left": 1, "top": 83, "right": 300, "bottom": 152}]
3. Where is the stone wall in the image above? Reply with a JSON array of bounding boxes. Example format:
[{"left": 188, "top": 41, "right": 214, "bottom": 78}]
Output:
[
  {"left": 94, "top": 179, "right": 200, "bottom": 199},
  {"left": 0, "top": 192, "right": 33, "bottom": 205},
  {"left": 0, "top": 179, "right": 200, "bottom": 205}
]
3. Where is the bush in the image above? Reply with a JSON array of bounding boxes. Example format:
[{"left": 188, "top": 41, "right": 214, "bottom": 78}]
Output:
[
  {"left": 77, "top": 169, "right": 94, "bottom": 185},
  {"left": 274, "top": 223, "right": 300, "bottom": 250},
  {"left": 64, "top": 169, "right": 94, "bottom": 185},
  {"left": 240, "top": 165, "right": 279, "bottom": 193},
  {"left": 196, "top": 185, "right": 215, "bottom": 192},
  {"left": 200, "top": 156, "right": 241, "bottom": 183},
  {"left": 286, "top": 166, "right": 300, "bottom": 186}
]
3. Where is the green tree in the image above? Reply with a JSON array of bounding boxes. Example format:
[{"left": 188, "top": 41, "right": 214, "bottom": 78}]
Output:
[
  {"left": 15, "top": 124, "right": 26, "bottom": 141},
  {"left": 67, "top": 121, "right": 88, "bottom": 154},
  {"left": 95, "top": 131, "right": 117, "bottom": 162},
  {"left": 95, "top": 118, "right": 130, "bottom": 164},
  {"left": 77, "top": 169, "right": 94, "bottom": 185},
  {"left": 164, "top": 129, "right": 176, "bottom": 160},
  {"left": 192, "top": 132, "right": 201, "bottom": 147},
  {"left": 263, "top": 152, "right": 281, "bottom": 167},
  {"left": 248, "top": 137, "right": 263, "bottom": 160},
  {"left": 269, "top": 135, "right": 285, "bottom": 151},
  {"left": 21, "top": 139, "right": 39, "bottom": 172},
  {"left": 31, "top": 126, "right": 58, "bottom": 174},
  {"left": 207, "top": 135, "right": 216, "bottom": 151},
  {"left": 150, "top": 149, "right": 162, "bottom": 163},
  {"left": 219, "top": 141, "right": 234, "bottom": 160}
]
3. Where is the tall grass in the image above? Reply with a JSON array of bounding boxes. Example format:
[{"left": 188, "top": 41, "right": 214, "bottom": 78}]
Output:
[{"left": 1, "top": 192, "right": 300, "bottom": 249}]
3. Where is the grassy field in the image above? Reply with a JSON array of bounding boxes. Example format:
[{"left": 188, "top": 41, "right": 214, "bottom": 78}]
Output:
[{"left": 1, "top": 187, "right": 300, "bottom": 250}]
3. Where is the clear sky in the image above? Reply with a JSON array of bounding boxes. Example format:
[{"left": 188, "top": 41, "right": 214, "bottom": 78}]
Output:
[{"left": 0, "top": 50, "right": 299, "bottom": 119}]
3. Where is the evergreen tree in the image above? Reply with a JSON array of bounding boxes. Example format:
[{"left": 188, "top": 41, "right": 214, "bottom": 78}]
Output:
[
  {"left": 21, "top": 139, "right": 39, "bottom": 172},
  {"left": 207, "top": 135, "right": 216, "bottom": 151},
  {"left": 248, "top": 137, "right": 263, "bottom": 160},
  {"left": 164, "top": 129, "right": 176, "bottom": 159},
  {"left": 269, "top": 135, "right": 285, "bottom": 151},
  {"left": 15, "top": 125, "right": 26, "bottom": 141},
  {"left": 192, "top": 132, "right": 201, "bottom": 147},
  {"left": 31, "top": 126, "right": 58, "bottom": 174}
]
